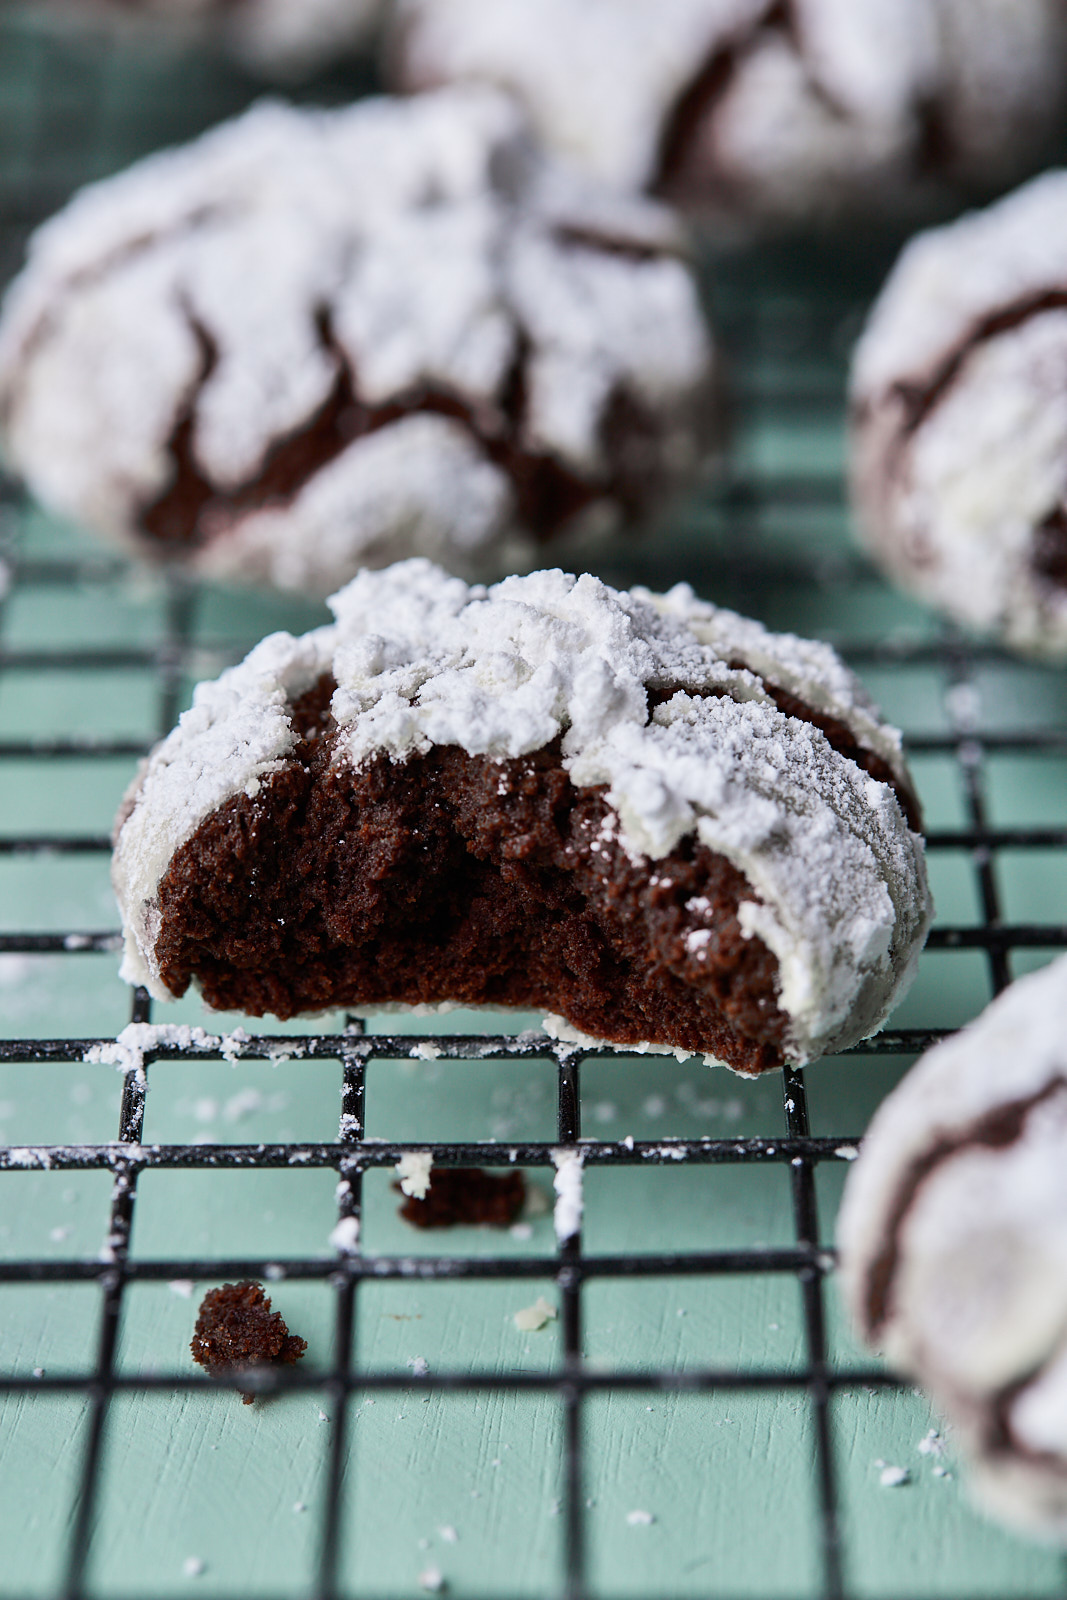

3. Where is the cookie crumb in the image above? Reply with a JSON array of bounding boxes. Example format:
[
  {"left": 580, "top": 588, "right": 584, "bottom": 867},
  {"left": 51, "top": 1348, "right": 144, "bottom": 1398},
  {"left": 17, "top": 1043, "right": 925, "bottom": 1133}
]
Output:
[
  {"left": 395, "top": 1152, "right": 434, "bottom": 1200},
  {"left": 395, "top": 1167, "right": 525, "bottom": 1228},
  {"left": 190, "top": 1281, "right": 306, "bottom": 1402},
  {"left": 514, "top": 1296, "right": 557, "bottom": 1332}
]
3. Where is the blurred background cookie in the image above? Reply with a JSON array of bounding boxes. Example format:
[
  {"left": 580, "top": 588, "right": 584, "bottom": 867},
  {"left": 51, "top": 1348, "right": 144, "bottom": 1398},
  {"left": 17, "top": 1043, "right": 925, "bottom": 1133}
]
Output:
[
  {"left": 0, "top": 86, "right": 717, "bottom": 594},
  {"left": 838, "top": 956, "right": 1067, "bottom": 1542},
  {"left": 389, "top": 0, "right": 1067, "bottom": 230},
  {"left": 850, "top": 171, "right": 1067, "bottom": 661}
]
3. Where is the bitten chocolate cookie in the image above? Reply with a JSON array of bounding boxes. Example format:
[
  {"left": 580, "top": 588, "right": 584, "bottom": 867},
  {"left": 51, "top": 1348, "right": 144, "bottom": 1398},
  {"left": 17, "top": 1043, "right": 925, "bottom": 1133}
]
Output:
[
  {"left": 0, "top": 89, "right": 714, "bottom": 594},
  {"left": 389, "top": 0, "right": 1067, "bottom": 228},
  {"left": 112, "top": 561, "right": 931, "bottom": 1075},
  {"left": 851, "top": 172, "right": 1067, "bottom": 660},
  {"left": 838, "top": 956, "right": 1067, "bottom": 1539}
]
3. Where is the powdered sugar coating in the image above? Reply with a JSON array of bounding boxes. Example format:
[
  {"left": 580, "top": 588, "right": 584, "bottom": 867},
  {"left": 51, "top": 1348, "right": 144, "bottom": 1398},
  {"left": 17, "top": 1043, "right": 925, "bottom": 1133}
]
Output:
[
  {"left": 0, "top": 88, "right": 713, "bottom": 593},
  {"left": 113, "top": 560, "right": 930, "bottom": 1065},
  {"left": 851, "top": 171, "right": 1067, "bottom": 659},
  {"left": 837, "top": 955, "right": 1067, "bottom": 1540},
  {"left": 391, "top": 0, "right": 1067, "bottom": 225}
]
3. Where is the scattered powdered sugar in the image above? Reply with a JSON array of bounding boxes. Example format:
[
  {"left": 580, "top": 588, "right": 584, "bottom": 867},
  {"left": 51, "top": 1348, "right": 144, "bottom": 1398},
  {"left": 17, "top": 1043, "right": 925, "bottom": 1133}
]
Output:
[
  {"left": 182, "top": 1557, "right": 205, "bottom": 1579},
  {"left": 625, "top": 1509, "right": 655, "bottom": 1526},
  {"left": 513, "top": 1295, "right": 557, "bottom": 1332},
  {"left": 551, "top": 1148, "right": 584, "bottom": 1242},
  {"left": 83, "top": 1022, "right": 222, "bottom": 1076},
  {"left": 328, "top": 1216, "right": 361, "bottom": 1254},
  {"left": 438, "top": 1526, "right": 458, "bottom": 1544},
  {"left": 878, "top": 1465, "right": 911, "bottom": 1488},
  {"left": 406, "top": 1356, "right": 430, "bottom": 1377},
  {"left": 395, "top": 1152, "right": 434, "bottom": 1199},
  {"left": 168, "top": 1280, "right": 195, "bottom": 1299},
  {"left": 418, "top": 1568, "right": 445, "bottom": 1593}
]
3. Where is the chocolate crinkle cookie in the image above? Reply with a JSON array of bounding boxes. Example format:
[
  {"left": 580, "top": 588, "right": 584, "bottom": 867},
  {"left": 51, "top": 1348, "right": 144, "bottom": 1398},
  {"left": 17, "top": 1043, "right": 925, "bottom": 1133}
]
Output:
[
  {"left": 111, "top": 561, "right": 931, "bottom": 1076},
  {"left": 0, "top": 87, "right": 715, "bottom": 595},
  {"left": 389, "top": 0, "right": 1067, "bottom": 228},
  {"left": 851, "top": 171, "right": 1067, "bottom": 660},
  {"left": 837, "top": 956, "right": 1067, "bottom": 1541},
  {"left": 35, "top": 0, "right": 385, "bottom": 80}
]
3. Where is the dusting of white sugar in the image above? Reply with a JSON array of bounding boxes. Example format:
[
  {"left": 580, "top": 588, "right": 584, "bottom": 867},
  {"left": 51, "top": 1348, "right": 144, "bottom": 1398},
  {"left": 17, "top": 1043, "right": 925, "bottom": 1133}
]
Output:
[
  {"left": 551, "top": 1149, "right": 584, "bottom": 1242},
  {"left": 328, "top": 1216, "right": 361, "bottom": 1254},
  {"left": 395, "top": 1152, "right": 434, "bottom": 1199}
]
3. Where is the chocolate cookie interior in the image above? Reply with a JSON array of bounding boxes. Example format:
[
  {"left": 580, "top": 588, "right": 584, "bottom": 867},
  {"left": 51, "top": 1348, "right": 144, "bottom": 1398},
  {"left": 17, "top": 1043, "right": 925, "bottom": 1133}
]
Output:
[
  {"left": 151, "top": 667, "right": 918, "bottom": 1072},
  {"left": 153, "top": 675, "right": 795, "bottom": 1075}
]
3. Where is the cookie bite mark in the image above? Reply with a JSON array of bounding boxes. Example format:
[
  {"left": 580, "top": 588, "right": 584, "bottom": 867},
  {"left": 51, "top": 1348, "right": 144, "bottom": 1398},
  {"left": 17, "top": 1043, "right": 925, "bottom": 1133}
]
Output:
[
  {"left": 861, "top": 1079, "right": 1067, "bottom": 1343},
  {"left": 151, "top": 735, "right": 790, "bottom": 1076}
]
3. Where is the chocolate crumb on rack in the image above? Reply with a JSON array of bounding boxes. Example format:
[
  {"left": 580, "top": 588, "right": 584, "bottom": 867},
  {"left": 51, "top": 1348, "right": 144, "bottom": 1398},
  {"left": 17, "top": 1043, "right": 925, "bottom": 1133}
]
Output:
[
  {"left": 191, "top": 1281, "right": 307, "bottom": 1403},
  {"left": 394, "top": 1167, "right": 527, "bottom": 1228}
]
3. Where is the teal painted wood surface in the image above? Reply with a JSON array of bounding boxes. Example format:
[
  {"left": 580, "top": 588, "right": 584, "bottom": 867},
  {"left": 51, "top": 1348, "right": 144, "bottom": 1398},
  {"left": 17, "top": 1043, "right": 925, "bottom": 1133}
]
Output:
[{"left": 2, "top": 9, "right": 1067, "bottom": 1597}]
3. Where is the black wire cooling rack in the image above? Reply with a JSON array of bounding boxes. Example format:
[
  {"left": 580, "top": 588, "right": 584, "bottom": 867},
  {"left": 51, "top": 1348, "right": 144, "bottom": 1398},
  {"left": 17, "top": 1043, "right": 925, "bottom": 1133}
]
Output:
[{"left": 2, "top": 11, "right": 1067, "bottom": 1600}]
